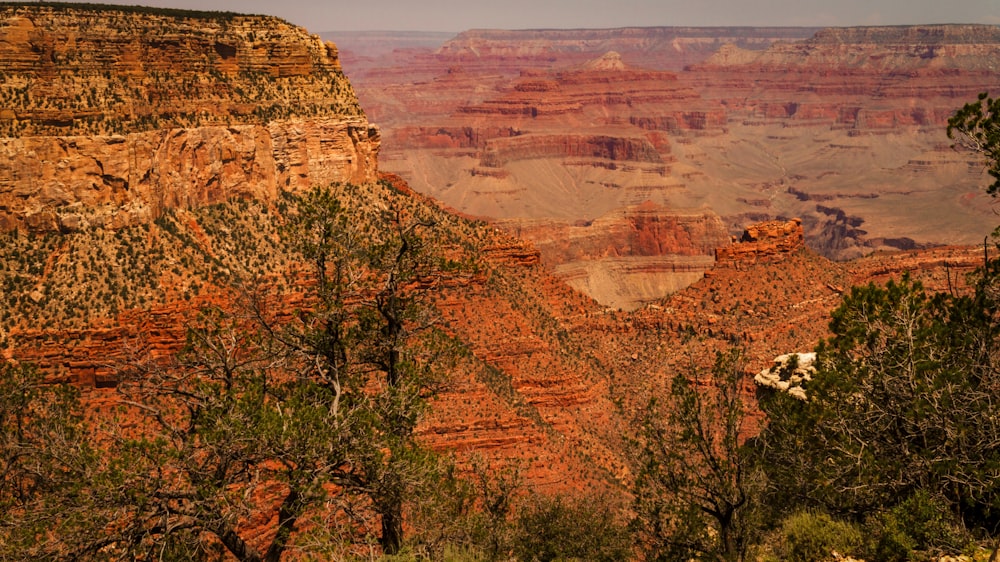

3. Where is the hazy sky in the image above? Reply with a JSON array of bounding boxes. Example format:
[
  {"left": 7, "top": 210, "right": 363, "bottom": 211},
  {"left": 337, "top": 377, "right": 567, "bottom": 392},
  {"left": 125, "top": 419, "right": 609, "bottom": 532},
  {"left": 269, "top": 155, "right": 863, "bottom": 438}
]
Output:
[{"left": 57, "top": 0, "right": 1000, "bottom": 32}]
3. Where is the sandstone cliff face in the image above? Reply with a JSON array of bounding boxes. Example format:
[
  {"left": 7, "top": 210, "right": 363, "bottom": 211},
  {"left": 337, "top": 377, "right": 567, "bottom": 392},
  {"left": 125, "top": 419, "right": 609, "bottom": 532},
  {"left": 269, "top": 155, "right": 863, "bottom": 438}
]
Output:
[
  {"left": 0, "top": 119, "right": 379, "bottom": 231},
  {"left": 0, "top": 5, "right": 380, "bottom": 231},
  {"left": 498, "top": 204, "right": 730, "bottom": 310},
  {"left": 508, "top": 204, "right": 729, "bottom": 265},
  {"left": 479, "top": 134, "right": 665, "bottom": 168},
  {"left": 699, "top": 25, "right": 1000, "bottom": 73},
  {"left": 691, "top": 24, "right": 1000, "bottom": 128}
]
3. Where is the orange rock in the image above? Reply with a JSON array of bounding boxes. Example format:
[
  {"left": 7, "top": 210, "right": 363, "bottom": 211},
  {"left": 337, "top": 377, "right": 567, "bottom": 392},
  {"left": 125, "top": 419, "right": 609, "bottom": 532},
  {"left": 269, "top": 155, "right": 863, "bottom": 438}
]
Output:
[
  {"left": 0, "top": 5, "right": 380, "bottom": 232},
  {"left": 715, "top": 218, "right": 804, "bottom": 265}
]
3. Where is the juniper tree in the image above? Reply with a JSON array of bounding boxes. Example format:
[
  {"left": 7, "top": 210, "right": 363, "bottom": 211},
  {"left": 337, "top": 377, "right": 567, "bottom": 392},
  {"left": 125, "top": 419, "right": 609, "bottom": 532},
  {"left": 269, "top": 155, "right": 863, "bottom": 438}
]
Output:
[
  {"left": 757, "top": 274, "right": 1000, "bottom": 542},
  {"left": 948, "top": 91, "right": 1000, "bottom": 196},
  {"left": 633, "top": 348, "right": 764, "bottom": 562},
  {"left": 0, "top": 182, "right": 459, "bottom": 560}
]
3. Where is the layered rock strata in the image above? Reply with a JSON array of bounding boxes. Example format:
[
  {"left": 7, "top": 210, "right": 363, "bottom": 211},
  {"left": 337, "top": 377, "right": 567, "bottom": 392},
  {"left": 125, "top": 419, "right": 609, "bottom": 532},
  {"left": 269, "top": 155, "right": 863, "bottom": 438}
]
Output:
[
  {"left": 344, "top": 24, "right": 1000, "bottom": 278},
  {"left": 715, "top": 218, "right": 805, "bottom": 264},
  {"left": 501, "top": 203, "right": 730, "bottom": 309},
  {"left": 436, "top": 27, "right": 820, "bottom": 71},
  {"left": 0, "top": 5, "right": 380, "bottom": 231},
  {"left": 689, "top": 25, "right": 1000, "bottom": 133}
]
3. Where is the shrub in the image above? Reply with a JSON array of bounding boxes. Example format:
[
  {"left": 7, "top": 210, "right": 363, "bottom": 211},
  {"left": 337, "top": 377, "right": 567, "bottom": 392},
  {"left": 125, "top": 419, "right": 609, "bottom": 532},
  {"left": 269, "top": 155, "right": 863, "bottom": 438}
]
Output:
[
  {"left": 865, "top": 491, "right": 974, "bottom": 562},
  {"left": 758, "top": 274, "right": 1000, "bottom": 533},
  {"left": 778, "top": 511, "right": 863, "bottom": 562},
  {"left": 512, "top": 494, "right": 631, "bottom": 562}
]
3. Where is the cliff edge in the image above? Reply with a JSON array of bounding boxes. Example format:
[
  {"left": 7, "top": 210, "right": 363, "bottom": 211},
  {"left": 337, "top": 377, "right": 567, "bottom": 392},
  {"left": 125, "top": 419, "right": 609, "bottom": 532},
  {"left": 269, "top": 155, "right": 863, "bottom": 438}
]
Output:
[{"left": 0, "top": 4, "right": 380, "bottom": 231}]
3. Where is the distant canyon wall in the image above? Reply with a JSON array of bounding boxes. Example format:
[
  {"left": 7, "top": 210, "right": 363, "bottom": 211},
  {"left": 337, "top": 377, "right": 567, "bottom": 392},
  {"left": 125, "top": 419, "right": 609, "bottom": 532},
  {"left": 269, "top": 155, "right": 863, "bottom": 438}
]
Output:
[
  {"left": 690, "top": 24, "right": 1000, "bottom": 129},
  {"left": 436, "top": 27, "right": 821, "bottom": 71},
  {"left": 349, "top": 23, "right": 1000, "bottom": 267}
]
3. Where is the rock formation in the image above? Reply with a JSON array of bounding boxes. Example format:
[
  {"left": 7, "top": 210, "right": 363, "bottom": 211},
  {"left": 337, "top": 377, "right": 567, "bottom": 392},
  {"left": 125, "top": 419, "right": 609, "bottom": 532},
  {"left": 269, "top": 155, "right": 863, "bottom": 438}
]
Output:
[
  {"left": 697, "top": 25, "right": 1000, "bottom": 74},
  {"left": 6, "top": 12, "right": 1000, "bottom": 559},
  {"left": 350, "top": 48, "right": 739, "bottom": 308},
  {"left": 341, "top": 24, "right": 1000, "bottom": 288},
  {"left": 755, "top": 352, "right": 816, "bottom": 400},
  {"left": 690, "top": 25, "right": 1000, "bottom": 130},
  {"left": 0, "top": 5, "right": 380, "bottom": 231},
  {"left": 4, "top": 8, "right": 999, "bottom": 512},
  {"left": 502, "top": 203, "right": 730, "bottom": 310},
  {"left": 2, "top": 184, "right": 988, "bottom": 508},
  {"left": 2, "top": 180, "right": 628, "bottom": 494},
  {"left": 435, "top": 27, "right": 820, "bottom": 71},
  {"left": 715, "top": 218, "right": 805, "bottom": 264}
]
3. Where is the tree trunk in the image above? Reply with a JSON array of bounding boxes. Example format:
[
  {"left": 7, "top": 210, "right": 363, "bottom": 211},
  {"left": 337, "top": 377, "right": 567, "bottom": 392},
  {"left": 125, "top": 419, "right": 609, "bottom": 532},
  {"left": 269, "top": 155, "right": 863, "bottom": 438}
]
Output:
[
  {"left": 264, "top": 488, "right": 301, "bottom": 562},
  {"left": 379, "top": 497, "right": 404, "bottom": 556},
  {"left": 718, "top": 511, "right": 742, "bottom": 562},
  {"left": 213, "top": 523, "right": 263, "bottom": 562}
]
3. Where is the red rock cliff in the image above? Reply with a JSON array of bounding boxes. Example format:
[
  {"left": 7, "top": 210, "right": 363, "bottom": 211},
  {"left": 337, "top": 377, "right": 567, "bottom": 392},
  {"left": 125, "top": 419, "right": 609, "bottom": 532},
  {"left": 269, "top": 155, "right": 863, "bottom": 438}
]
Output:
[
  {"left": 0, "top": 5, "right": 380, "bottom": 231},
  {"left": 715, "top": 218, "right": 805, "bottom": 265}
]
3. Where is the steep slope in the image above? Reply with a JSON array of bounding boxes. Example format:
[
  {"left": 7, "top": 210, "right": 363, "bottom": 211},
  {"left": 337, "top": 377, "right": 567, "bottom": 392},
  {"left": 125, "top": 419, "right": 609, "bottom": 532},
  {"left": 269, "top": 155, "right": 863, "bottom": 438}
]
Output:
[
  {"left": 3, "top": 5, "right": 997, "bottom": 521},
  {"left": 0, "top": 5, "right": 628, "bottom": 496},
  {"left": 0, "top": 4, "right": 379, "bottom": 231},
  {"left": 1, "top": 176, "right": 630, "bottom": 493}
]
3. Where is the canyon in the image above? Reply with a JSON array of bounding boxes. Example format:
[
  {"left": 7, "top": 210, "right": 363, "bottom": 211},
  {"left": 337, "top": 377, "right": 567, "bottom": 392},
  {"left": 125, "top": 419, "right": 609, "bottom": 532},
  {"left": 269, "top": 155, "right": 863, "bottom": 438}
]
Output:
[
  {"left": 334, "top": 24, "right": 1000, "bottom": 309},
  {"left": 2, "top": 5, "right": 1000, "bottom": 556}
]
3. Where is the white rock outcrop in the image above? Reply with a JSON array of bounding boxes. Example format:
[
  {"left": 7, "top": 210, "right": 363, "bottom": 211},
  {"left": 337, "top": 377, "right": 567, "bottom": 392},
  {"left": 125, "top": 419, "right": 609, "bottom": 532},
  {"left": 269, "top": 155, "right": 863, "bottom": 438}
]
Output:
[{"left": 754, "top": 352, "right": 816, "bottom": 400}]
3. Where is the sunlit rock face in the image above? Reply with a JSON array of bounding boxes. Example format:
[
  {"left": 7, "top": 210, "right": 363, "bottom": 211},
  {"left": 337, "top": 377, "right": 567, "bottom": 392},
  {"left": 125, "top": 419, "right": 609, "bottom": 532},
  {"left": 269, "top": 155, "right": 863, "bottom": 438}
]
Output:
[
  {"left": 755, "top": 352, "right": 817, "bottom": 401},
  {"left": 0, "top": 5, "right": 380, "bottom": 232},
  {"left": 342, "top": 24, "right": 1000, "bottom": 307}
]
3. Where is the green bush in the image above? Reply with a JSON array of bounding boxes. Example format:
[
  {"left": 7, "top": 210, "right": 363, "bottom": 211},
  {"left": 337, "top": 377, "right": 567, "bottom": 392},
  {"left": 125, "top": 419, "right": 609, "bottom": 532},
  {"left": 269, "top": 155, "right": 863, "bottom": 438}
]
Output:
[
  {"left": 379, "top": 545, "right": 489, "bottom": 562},
  {"left": 778, "top": 511, "right": 863, "bottom": 562},
  {"left": 865, "top": 491, "right": 973, "bottom": 562},
  {"left": 512, "top": 494, "right": 631, "bottom": 562}
]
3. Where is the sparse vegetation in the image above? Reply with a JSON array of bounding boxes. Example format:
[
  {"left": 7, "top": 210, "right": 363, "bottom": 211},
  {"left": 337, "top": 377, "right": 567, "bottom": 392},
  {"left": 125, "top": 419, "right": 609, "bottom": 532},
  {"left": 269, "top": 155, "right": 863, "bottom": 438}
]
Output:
[
  {"left": 633, "top": 348, "right": 764, "bottom": 562},
  {"left": 0, "top": 4, "right": 362, "bottom": 138},
  {"left": 7, "top": 21, "right": 1000, "bottom": 558},
  {"left": 0, "top": 2, "right": 258, "bottom": 21}
]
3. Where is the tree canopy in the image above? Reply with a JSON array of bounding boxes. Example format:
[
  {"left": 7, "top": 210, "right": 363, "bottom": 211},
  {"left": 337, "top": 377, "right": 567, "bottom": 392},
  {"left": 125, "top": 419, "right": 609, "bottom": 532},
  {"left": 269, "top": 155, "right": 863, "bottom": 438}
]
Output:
[
  {"left": 0, "top": 182, "right": 459, "bottom": 560},
  {"left": 948, "top": 91, "right": 1000, "bottom": 196}
]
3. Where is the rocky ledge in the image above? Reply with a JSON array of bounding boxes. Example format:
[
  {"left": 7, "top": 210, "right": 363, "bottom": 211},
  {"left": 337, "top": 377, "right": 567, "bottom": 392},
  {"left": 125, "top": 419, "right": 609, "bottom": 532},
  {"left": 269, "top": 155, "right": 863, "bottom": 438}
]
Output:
[{"left": 715, "top": 218, "right": 805, "bottom": 265}]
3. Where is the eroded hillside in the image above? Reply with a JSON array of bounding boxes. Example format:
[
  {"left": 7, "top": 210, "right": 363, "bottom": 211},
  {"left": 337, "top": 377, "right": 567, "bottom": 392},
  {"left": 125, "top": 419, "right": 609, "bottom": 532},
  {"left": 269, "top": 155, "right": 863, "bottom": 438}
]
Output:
[{"left": 3, "top": 9, "right": 998, "bottom": 555}]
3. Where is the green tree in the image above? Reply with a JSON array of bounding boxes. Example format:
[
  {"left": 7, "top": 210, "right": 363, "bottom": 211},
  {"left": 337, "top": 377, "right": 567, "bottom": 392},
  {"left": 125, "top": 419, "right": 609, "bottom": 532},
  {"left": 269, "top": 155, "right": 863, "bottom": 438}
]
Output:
[
  {"left": 512, "top": 493, "right": 631, "bottom": 562},
  {"left": 753, "top": 94, "right": 1000, "bottom": 557},
  {"left": 758, "top": 274, "right": 1000, "bottom": 536},
  {"left": 0, "top": 183, "right": 459, "bottom": 560},
  {"left": 270, "top": 183, "right": 454, "bottom": 555},
  {"left": 948, "top": 91, "right": 1000, "bottom": 196},
  {"left": 467, "top": 457, "right": 522, "bottom": 561},
  {"left": 633, "top": 348, "right": 764, "bottom": 562},
  {"left": 105, "top": 309, "right": 353, "bottom": 561},
  {"left": 0, "top": 362, "right": 105, "bottom": 559}
]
